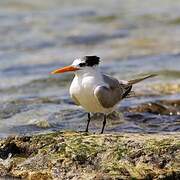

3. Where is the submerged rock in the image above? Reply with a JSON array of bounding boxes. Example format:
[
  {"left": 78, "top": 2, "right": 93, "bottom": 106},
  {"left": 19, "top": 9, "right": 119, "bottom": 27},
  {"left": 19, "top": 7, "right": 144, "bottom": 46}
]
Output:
[
  {"left": 152, "top": 83, "right": 180, "bottom": 94},
  {"left": 0, "top": 132, "right": 179, "bottom": 179},
  {"left": 127, "top": 99, "right": 180, "bottom": 115}
]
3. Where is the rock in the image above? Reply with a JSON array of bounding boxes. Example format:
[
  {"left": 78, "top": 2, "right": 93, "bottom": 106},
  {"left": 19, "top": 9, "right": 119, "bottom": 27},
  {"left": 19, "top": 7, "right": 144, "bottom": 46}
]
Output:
[
  {"left": 0, "top": 132, "right": 179, "bottom": 179},
  {"left": 152, "top": 83, "right": 180, "bottom": 94},
  {"left": 127, "top": 99, "right": 180, "bottom": 115}
]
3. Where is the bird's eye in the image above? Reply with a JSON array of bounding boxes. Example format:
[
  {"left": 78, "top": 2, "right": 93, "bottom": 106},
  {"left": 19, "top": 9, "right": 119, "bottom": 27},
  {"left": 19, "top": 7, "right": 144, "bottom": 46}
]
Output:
[{"left": 79, "top": 63, "right": 86, "bottom": 67}]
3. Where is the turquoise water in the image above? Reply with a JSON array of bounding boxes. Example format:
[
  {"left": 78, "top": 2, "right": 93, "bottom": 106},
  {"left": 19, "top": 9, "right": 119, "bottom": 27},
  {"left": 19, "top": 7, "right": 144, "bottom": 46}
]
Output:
[{"left": 0, "top": 0, "right": 180, "bottom": 137}]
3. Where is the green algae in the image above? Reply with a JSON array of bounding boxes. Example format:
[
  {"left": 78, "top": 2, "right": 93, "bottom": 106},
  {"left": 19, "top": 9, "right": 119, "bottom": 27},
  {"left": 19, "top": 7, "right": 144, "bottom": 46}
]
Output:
[
  {"left": 88, "top": 15, "right": 118, "bottom": 23},
  {"left": 0, "top": 132, "right": 179, "bottom": 179}
]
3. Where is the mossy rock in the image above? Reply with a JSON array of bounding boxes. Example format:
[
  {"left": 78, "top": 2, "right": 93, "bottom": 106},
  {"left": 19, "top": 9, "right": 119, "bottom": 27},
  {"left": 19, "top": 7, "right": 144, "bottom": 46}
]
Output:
[{"left": 0, "top": 132, "right": 179, "bottom": 179}]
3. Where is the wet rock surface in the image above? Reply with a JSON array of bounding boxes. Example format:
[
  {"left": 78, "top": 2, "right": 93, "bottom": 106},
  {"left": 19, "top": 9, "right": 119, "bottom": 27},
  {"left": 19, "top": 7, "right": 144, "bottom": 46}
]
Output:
[
  {"left": 121, "top": 99, "right": 180, "bottom": 133},
  {"left": 127, "top": 99, "right": 180, "bottom": 116},
  {"left": 0, "top": 132, "right": 179, "bottom": 179}
]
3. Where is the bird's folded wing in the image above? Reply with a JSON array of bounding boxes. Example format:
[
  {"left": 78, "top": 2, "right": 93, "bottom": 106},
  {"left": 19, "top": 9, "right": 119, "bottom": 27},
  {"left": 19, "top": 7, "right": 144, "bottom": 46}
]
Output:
[
  {"left": 71, "top": 94, "right": 80, "bottom": 106},
  {"left": 94, "top": 75, "right": 132, "bottom": 108}
]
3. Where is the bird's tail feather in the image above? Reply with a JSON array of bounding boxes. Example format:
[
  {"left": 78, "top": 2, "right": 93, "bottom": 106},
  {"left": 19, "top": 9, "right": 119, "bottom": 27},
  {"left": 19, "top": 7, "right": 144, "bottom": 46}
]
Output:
[
  {"left": 128, "top": 74, "right": 157, "bottom": 85},
  {"left": 125, "top": 91, "right": 136, "bottom": 98}
]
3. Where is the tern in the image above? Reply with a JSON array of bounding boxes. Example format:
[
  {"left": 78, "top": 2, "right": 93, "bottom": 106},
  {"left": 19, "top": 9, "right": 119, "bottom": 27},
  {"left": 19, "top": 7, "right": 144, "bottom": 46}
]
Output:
[{"left": 51, "top": 56, "right": 156, "bottom": 133}]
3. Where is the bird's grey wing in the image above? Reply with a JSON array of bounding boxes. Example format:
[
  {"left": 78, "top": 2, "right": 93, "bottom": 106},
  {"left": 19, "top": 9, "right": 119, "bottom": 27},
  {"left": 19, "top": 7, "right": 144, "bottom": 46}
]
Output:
[
  {"left": 94, "top": 74, "right": 132, "bottom": 108},
  {"left": 71, "top": 94, "right": 80, "bottom": 106}
]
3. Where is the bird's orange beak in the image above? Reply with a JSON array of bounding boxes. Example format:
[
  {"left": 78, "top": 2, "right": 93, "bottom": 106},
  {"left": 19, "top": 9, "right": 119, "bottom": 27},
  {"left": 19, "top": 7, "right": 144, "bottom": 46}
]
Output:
[{"left": 51, "top": 66, "right": 80, "bottom": 74}]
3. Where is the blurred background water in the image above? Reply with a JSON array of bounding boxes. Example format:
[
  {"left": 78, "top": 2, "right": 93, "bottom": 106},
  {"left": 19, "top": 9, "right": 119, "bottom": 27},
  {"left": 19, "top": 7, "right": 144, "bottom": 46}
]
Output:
[{"left": 0, "top": 0, "right": 180, "bottom": 137}]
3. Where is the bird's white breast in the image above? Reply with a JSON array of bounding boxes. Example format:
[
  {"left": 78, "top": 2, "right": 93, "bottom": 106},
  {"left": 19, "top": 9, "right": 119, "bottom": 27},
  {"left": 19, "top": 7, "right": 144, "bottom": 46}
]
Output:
[{"left": 69, "top": 71, "right": 114, "bottom": 113}]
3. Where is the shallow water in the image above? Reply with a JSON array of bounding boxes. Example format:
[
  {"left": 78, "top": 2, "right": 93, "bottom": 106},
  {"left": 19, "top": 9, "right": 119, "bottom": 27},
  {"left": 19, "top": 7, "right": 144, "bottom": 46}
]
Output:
[{"left": 0, "top": 0, "right": 180, "bottom": 137}]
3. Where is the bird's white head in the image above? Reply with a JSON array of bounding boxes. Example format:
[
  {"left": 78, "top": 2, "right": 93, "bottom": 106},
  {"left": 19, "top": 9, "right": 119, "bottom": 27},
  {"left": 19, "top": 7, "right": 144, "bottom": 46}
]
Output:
[{"left": 51, "top": 56, "right": 100, "bottom": 75}]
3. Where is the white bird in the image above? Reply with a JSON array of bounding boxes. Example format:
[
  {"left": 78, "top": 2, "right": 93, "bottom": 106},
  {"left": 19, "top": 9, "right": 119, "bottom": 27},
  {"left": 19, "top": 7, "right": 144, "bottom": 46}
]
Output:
[{"left": 51, "top": 56, "right": 156, "bottom": 133}]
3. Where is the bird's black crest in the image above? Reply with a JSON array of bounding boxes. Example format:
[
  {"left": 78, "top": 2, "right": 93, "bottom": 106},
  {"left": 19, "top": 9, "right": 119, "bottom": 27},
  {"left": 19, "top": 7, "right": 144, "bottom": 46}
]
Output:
[{"left": 82, "top": 56, "right": 100, "bottom": 66}]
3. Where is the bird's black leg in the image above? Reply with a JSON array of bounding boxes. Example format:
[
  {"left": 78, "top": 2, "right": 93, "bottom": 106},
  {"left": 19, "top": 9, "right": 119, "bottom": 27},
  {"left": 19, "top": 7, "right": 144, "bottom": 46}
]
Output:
[
  {"left": 85, "top": 113, "right": 91, "bottom": 132},
  {"left": 101, "top": 114, "right": 107, "bottom": 134}
]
